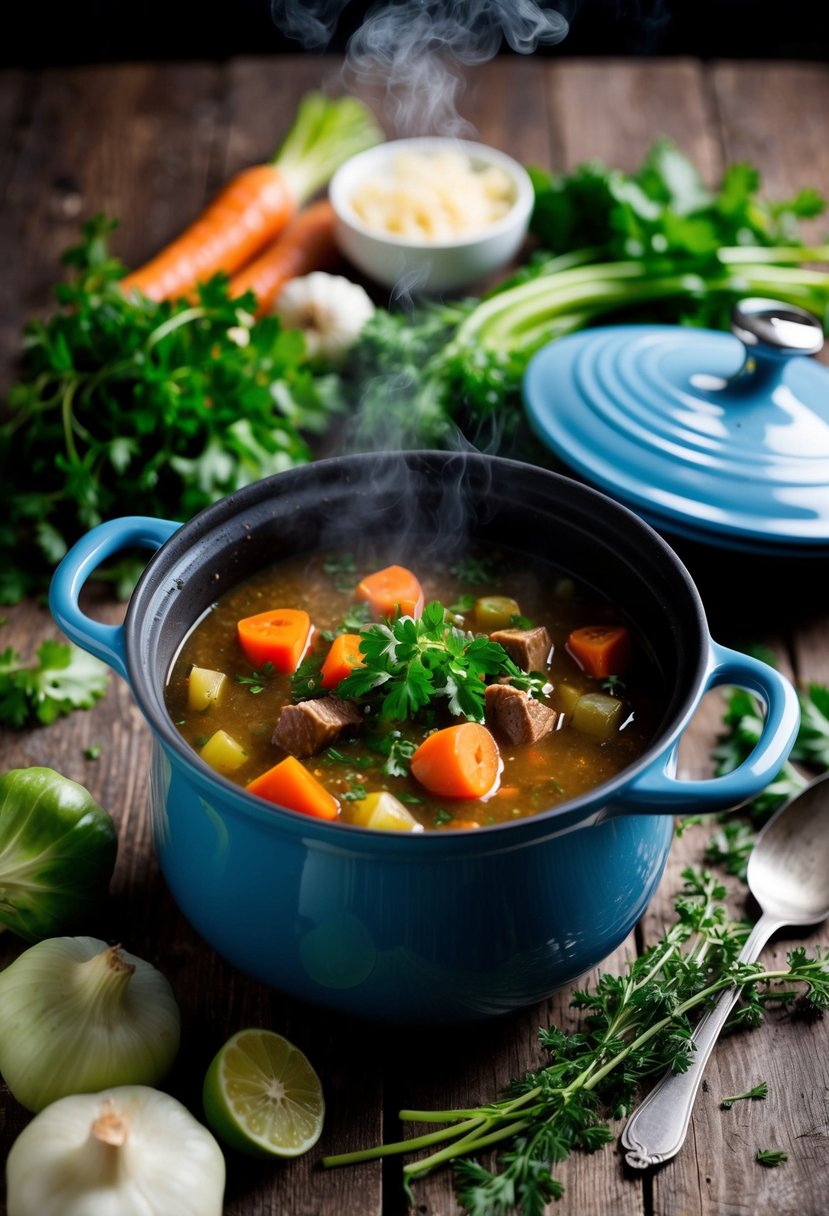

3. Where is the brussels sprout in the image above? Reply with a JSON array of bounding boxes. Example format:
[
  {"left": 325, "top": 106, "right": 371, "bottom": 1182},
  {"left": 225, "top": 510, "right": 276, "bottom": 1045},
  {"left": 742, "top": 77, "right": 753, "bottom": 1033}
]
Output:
[{"left": 0, "top": 767, "right": 117, "bottom": 942}]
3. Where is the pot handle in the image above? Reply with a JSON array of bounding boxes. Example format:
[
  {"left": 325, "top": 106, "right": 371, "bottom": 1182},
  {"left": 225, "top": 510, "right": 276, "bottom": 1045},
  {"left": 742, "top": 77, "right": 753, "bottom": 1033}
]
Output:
[
  {"left": 613, "top": 641, "right": 799, "bottom": 816},
  {"left": 49, "top": 517, "right": 180, "bottom": 682}
]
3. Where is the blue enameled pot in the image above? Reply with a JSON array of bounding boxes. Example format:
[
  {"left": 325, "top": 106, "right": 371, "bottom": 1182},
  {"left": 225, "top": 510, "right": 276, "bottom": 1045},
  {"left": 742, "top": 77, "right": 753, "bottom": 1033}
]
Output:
[{"left": 50, "top": 452, "right": 799, "bottom": 1023}]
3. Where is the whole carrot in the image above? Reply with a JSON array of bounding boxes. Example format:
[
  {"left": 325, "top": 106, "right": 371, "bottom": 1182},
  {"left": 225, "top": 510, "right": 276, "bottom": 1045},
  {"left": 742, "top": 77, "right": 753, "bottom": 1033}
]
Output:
[
  {"left": 121, "top": 92, "right": 381, "bottom": 302},
  {"left": 229, "top": 200, "right": 339, "bottom": 316}
]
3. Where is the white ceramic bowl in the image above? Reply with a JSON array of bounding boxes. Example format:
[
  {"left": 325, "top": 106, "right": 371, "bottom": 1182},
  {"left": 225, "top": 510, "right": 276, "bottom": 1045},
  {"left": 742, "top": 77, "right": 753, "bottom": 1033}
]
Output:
[{"left": 329, "top": 137, "right": 534, "bottom": 295}]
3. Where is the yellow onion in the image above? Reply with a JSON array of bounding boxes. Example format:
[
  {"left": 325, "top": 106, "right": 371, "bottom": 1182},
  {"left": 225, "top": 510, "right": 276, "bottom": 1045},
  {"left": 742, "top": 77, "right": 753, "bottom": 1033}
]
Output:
[{"left": 0, "top": 936, "right": 180, "bottom": 1111}]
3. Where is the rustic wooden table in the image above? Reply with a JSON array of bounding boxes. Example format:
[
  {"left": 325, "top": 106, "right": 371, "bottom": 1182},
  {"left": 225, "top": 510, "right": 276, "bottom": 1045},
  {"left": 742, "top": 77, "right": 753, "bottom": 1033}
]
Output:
[{"left": 1, "top": 54, "right": 828, "bottom": 1216}]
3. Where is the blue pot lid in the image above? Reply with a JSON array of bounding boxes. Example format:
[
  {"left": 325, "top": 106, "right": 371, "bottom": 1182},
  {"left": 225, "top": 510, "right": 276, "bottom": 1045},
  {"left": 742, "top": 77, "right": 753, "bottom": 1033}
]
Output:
[{"left": 523, "top": 300, "right": 829, "bottom": 555}]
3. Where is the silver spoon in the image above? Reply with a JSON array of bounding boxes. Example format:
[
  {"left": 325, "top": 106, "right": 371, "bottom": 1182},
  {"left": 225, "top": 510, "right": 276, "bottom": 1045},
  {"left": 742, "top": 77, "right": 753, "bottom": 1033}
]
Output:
[{"left": 622, "top": 770, "right": 829, "bottom": 1169}]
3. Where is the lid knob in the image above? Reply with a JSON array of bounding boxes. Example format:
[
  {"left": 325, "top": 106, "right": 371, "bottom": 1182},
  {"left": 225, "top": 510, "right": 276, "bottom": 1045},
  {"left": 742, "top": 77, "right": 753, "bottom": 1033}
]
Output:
[
  {"left": 731, "top": 298, "right": 824, "bottom": 357},
  {"left": 721, "top": 298, "right": 824, "bottom": 397}
]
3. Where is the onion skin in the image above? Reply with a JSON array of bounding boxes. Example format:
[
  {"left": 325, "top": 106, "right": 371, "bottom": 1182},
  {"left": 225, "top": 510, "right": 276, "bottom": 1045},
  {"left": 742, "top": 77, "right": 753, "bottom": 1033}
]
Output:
[
  {"left": 0, "top": 937, "right": 181, "bottom": 1112},
  {"left": 6, "top": 1085, "right": 225, "bottom": 1216}
]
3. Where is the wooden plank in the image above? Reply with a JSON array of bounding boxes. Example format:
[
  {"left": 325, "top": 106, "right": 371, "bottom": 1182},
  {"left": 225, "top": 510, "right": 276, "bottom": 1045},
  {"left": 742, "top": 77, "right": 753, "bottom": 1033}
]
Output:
[
  {"left": 545, "top": 57, "right": 722, "bottom": 181},
  {"left": 461, "top": 57, "right": 555, "bottom": 169},
  {"left": 221, "top": 56, "right": 340, "bottom": 178},
  {"left": 712, "top": 61, "right": 829, "bottom": 245}
]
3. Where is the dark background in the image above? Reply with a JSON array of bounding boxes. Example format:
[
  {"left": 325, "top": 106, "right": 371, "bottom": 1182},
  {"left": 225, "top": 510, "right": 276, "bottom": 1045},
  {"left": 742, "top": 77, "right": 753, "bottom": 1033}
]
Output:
[{"left": 4, "top": 0, "right": 828, "bottom": 68}]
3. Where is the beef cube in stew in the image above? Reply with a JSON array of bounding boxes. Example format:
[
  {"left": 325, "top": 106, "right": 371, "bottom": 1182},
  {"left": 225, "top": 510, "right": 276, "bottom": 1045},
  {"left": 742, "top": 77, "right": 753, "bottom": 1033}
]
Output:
[
  {"left": 489, "top": 625, "right": 552, "bottom": 672},
  {"left": 273, "top": 695, "right": 363, "bottom": 758},
  {"left": 485, "top": 683, "right": 558, "bottom": 746}
]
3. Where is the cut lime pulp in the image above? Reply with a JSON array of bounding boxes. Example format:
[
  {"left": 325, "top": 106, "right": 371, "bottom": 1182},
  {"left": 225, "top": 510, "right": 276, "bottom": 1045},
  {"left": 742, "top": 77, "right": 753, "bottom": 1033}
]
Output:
[{"left": 202, "top": 1028, "right": 325, "bottom": 1158}]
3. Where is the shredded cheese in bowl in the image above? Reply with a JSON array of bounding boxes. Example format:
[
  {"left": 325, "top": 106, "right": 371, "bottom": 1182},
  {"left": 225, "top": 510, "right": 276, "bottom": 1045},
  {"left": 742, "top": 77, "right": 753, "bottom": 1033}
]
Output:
[{"left": 349, "top": 149, "right": 516, "bottom": 242}]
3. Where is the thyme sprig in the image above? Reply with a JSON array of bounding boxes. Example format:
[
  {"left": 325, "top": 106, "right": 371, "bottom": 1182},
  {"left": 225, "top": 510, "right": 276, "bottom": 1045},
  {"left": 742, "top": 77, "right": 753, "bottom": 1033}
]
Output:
[{"left": 324, "top": 870, "right": 829, "bottom": 1213}]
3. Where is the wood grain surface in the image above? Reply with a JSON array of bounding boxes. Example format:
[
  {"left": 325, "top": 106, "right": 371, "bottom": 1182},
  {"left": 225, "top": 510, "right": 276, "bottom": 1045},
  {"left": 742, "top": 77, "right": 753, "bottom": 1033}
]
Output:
[{"left": 1, "top": 55, "right": 828, "bottom": 1216}]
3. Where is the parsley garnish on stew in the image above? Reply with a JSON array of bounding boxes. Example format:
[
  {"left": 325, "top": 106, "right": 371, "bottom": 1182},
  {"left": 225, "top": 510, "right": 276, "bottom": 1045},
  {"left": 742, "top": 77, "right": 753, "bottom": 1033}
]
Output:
[
  {"left": 337, "top": 601, "right": 542, "bottom": 723},
  {"left": 235, "top": 663, "right": 276, "bottom": 695}
]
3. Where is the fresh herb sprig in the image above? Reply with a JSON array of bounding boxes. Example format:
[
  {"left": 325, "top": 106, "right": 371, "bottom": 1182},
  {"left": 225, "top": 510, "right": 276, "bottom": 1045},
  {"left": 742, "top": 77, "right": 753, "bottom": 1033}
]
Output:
[
  {"left": 721, "top": 1081, "right": 768, "bottom": 1109},
  {"left": 713, "top": 688, "right": 811, "bottom": 821},
  {"left": 235, "top": 663, "right": 276, "bottom": 695},
  {"left": 0, "top": 215, "right": 342, "bottom": 604},
  {"left": 337, "top": 601, "right": 546, "bottom": 723},
  {"left": 756, "top": 1148, "right": 788, "bottom": 1167},
  {"left": 325, "top": 870, "right": 829, "bottom": 1212},
  {"left": 0, "top": 640, "right": 108, "bottom": 727}
]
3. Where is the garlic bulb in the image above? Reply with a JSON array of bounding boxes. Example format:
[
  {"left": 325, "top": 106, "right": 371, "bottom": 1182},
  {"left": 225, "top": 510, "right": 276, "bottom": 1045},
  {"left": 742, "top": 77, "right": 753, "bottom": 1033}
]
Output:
[
  {"left": 6, "top": 1085, "right": 225, "bottom": 1216},
  {"left": 276, "top": 271, "right": 375, "bottom": 362},
  {"left": 0, "top": 936, "right": 180, "bottom": 1111}
]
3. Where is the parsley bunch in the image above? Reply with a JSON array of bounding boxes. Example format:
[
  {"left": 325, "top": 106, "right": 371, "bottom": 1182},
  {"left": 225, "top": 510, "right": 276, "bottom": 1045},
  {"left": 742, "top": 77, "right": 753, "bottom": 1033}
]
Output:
[
  {"left": 336, "top": 601, "right": 544, "bottom": 722},
  {"left": 0, "top": 640, "right": 108, "bottom": 727},
  {"left": 325, "top": 870, "right": 829, "bottom": 1212},
  {"left": 0, "top": 215, "right": 342, "bottom": 603}
]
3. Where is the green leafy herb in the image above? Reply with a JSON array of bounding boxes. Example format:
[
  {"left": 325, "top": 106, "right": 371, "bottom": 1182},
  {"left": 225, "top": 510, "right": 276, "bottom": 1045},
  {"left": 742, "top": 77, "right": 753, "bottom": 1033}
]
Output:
[
  {"left": 448, "top": 594, "right": 477, "bottom": 616},
  {"left": 369, "top": 731, "right": 417, "bottom": 777},
  {"left": 322, "top": 553, "right": 361, "bottom": 592},
  {"left": 756, "top": 1148, "right": 788, "bottom": 1167},
  {"left": 322, "top": 747, "right": 374, "bottom": 770},
  {"left": 83, "top": 744, "right": 103, "bottom": 761},
  {"left": 0, "top": 215, "right": 343, "bottom": 603},
  {"left": 337, "top": 600, "right": 538, "bottom": 723},
  {"left": 340, "top": 602, "right": 373, "bottom": 633},
  {"left": 529, "top": 138, "right": 822, "bottom": 266},
  {"left": 325, "top": 870, "right": 829, "bottom": 1211},
  {"left": 341, "top": 782, "right": 368, "bottom": 803},
  {"left": 323, "top": 554, "right": 357, "bottom": 577},
  {"left": 704, "top": 821, "right": 756, "bottom": 881},
  {"left": 0, "top": 641, "right": 108, "bottom": 727},
  {"left": 433, "top": 809, "right": 453, "bottom": 827},
  {"left": 721, "top": 1081, "right": 768, "bottom": 1109},
  {"left": 235, "top": 662, "right": 276, "bottom": 695},
  {"left": 509, "top": 613, "right": 534, "bottom": 630},
  {"left": 450, "top": 556, "right": 503, "bottom": 585},
  {"left": 791, "top": 682, "right": 829, "bottom": 769},
  {"left": 291, "top": 653, "right": 326, "bottom": 701},
  {"left": 713, "top": 687, "right": 809, "bottom": 821}
]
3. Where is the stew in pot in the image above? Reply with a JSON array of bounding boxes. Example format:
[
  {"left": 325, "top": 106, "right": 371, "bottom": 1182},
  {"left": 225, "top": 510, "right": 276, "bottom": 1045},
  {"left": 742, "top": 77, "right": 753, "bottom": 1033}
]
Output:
[{"left": 165, "top": 546, "right": 664, "bottom": 831}]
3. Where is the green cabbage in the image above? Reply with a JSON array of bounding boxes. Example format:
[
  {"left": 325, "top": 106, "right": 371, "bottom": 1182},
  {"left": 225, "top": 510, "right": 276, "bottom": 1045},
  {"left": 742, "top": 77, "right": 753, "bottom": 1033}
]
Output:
[{"left": 0, "top": 767, "right": 117, "bottom": 941}]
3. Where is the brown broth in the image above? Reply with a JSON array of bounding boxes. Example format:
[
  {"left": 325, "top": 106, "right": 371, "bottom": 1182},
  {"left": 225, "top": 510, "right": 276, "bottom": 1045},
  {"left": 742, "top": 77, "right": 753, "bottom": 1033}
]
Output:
[{"left": 166, "top": 547, "right": 664, "bottom": 829}]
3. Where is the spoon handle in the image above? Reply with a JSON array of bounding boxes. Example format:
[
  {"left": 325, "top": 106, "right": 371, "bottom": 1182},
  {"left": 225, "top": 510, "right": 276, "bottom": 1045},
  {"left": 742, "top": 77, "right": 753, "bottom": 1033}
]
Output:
[{"left": 621, "top": 911, "right": 782, "bottom": 1169}]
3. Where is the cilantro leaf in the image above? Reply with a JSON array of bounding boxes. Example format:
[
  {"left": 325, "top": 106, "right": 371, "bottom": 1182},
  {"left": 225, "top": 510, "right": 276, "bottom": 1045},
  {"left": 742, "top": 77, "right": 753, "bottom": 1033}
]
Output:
[{"left": 0, "top": 640, "right": 108, "bottom": 727}]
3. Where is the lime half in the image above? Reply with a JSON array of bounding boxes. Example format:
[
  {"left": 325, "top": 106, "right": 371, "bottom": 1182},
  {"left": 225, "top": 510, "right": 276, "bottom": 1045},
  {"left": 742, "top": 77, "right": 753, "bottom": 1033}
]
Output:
[{"left": 202, "top": 1028, "right": 325, "bottom": 1158}]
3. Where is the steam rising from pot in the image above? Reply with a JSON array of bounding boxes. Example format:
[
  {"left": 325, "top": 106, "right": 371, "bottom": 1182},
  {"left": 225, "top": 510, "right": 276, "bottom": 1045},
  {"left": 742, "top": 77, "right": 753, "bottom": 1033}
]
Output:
[
  {"left": 266, "top": 1, "right": 569, "bottom": 523},
  {"left": 271, "top": 1, "right": 570, "bottom": 134}
]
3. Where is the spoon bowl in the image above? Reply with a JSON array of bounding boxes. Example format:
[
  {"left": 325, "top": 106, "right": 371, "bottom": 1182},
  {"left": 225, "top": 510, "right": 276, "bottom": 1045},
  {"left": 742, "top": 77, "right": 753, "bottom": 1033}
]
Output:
[{"left": 747, "top": 771, "right": 829, "bottom": 924}]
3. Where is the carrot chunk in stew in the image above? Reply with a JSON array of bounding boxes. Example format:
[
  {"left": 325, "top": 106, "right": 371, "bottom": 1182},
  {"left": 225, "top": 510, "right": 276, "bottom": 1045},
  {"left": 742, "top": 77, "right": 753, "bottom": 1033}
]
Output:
[
  {"left": 246, "top": 755, "right": 339, "bottom": 820},
  {"left": 410, "top": 723, "right": 500, "bottom": 800},
  {"left": 565, "top": 625, "right": 631, "bottom": 679},
  {"left": 319, "top": 633, "right": 365, "bottom": 689},
  {"left": 356, "top": 565, "right": 424, "bottom": 620},
  {"left": 237, "top": 608, "right": 312, "bottom": 673}
]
